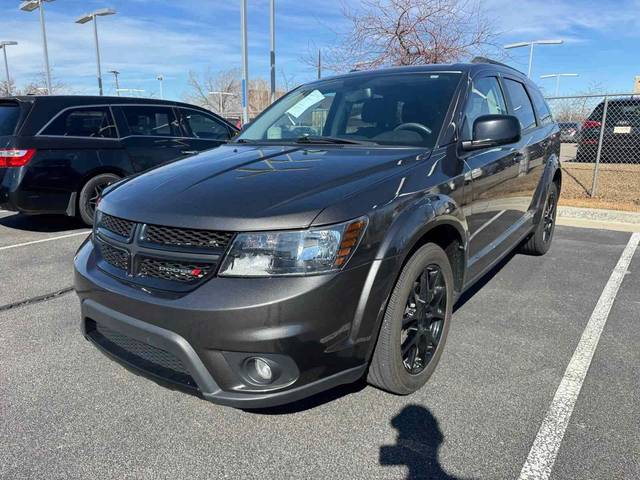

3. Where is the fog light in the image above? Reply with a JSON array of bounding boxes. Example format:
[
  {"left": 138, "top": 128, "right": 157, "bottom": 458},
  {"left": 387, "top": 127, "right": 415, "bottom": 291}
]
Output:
[
  {"left": 245, "top": 357, "right": 274, "bottom": 384},
  {"left": 254, "top": 358, "right": 272, "bottom": 381}
]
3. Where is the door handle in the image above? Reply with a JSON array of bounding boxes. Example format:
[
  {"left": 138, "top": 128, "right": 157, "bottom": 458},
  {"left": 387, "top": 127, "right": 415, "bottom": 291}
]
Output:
[{"left": 181, "top": 150, "right": 198, "bottom": 155}]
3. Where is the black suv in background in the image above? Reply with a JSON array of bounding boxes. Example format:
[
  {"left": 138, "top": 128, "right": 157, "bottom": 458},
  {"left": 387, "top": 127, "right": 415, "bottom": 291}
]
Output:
[
  {"left": 577, "top": 98, "right": 640, "bottom": 163},
  {"left": 75, "top": 60, "right": 561, "bottom": 408},
  {"left": 0, "top": 96, "right": 237, "bottom": 224}
]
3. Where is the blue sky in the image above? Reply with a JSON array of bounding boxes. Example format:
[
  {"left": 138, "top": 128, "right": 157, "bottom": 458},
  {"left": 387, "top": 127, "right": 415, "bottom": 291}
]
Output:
[{"left": 2, "top": 0, "right": 639, "bottom": 100}]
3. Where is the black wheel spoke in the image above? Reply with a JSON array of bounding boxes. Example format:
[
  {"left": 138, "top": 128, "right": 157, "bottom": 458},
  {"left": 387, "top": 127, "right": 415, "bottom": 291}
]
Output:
[{"left": 402, "top": 331, "right": 419, "bottom": 356}]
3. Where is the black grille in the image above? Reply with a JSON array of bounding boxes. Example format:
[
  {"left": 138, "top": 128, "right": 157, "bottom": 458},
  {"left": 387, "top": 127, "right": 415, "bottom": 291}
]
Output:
[
  {"left": 100, "top": 213, "right": 135, "bottom": 238},
  {"left": 87, "top": 319, "right": 198, "bottom": 389},
  {"left": 138, "top": 257, "right": 212, "bottom": 283},
  {"left": 99, "top": 241, "right": 129, "bottom": 271},
  {"left": 143, "top": 224, "right": 233, "bottom": 250}
]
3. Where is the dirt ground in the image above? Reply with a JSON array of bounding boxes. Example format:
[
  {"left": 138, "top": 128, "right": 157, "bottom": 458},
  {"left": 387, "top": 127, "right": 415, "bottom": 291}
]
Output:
[{"left": 560, "top": 162, "right": 640, "bottom": 212}]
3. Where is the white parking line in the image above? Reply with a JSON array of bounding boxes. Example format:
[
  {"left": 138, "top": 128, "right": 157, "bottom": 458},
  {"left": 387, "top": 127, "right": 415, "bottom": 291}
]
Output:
[
  {"left": 518, "top": 232, "right": 640, "bottom": 480},
  {"left": 0, "top": 231, "right": 89, "bottom": 251}
]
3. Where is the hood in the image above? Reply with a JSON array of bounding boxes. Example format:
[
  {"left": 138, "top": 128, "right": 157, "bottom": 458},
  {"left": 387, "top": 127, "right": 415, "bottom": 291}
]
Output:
[{"left": 101, "top": 144, "right": 429, "bottom": 231}]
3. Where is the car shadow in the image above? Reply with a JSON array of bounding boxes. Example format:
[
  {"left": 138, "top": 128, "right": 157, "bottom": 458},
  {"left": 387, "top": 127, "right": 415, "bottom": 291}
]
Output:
[
  {"left": 380, "top": 404, "right": 473, "bottom": 480},
  {"left": 0, "top": 213, "right": 85, "bottom": 233},
  {"left": 454, "top": 249, "right": 517, "bottom": 312}
]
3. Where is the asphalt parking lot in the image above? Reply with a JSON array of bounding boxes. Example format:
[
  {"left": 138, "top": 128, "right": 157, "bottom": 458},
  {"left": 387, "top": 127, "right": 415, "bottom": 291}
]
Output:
[{"left": 1, "top": 209, "right": 638, "bottom": 480}]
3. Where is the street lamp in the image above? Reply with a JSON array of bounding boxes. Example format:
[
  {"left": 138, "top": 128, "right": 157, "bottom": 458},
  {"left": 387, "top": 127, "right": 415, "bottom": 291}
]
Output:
[
  {"left": 208, "top": 91, "right": 236, "bottom": 116},
  {"left": 540, "top": 73, "right": 579, "bottom": 96},
  {"left": 156, "top": 75, "right": 164, "bottom": 99},
  {"left": 240, "top": 0, "right": 249, "bottom": 125},
  {"left": 76, "top": 8, "right": 116, "bottom": 96},
  {"left": 503, "top": 39, "right": 563, "bottom": 78},
  {"left": 19, "top": 0, "right": 54, "bottom": 94},
  {"left": 109, "top": 70, "right": 120, "bottom": 96},
  {"left": 269, "top": 0, "right": 275, "bottom": 104},
  {"left": 0, "top": 41, "right": 18, "bottom": 94}
]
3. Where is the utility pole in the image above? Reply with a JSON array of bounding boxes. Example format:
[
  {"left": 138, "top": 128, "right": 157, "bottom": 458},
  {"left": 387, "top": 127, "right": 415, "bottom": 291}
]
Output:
[{"left": 317, "top": 49, "right": 321, "bottom": 80}]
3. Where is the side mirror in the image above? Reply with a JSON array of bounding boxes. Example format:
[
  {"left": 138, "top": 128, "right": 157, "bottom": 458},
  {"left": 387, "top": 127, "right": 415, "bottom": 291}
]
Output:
[{"left": 461, "top": 114, "right": 521, "bottom": 151}]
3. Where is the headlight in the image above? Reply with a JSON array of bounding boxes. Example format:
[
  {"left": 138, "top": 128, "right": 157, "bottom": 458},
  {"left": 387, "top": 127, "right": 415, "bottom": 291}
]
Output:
[{"left": 218, "top": 217, "right": 368, "bottom": 277}]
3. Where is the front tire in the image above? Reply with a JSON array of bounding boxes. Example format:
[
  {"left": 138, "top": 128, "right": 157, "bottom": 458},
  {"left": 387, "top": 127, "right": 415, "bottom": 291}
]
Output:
[
  {"left": 78, "top": 173, "right": 120, "bottom": 226},
  {"left": 367, "top": 243, "right": 453, "bottom": 395},
  {"left": 520, "top": 182, "right": 558, "bottom": 256}
]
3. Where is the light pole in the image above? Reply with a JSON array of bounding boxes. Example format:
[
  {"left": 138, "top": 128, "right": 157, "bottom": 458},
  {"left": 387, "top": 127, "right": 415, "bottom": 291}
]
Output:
[
  {"left": 240, "top": 0, "right": 249, "bottom": 125},
  {"left": 19, "top": 0, "right": 54, "bottom": 94},
  {"left": 208, "top": 91, "right": 236, "bottom": 117},
  {"left": 157, "top": 75, "right": 164, "bottom": 99},
  {"left": 503, "top": 39, "right": 563, "bottom": 78},
  {"left": 109, "top": 70, "right": 120, "bottom": 96},
  {"left": 540, "top": 73, "right": 579, "bottom": 96},
  {"left": 76, "top": 8, "right": 116, "bottom": 96},
  {"left": 269, "top": 0, "right": 275, "bottom": 104},
  {"left": 0, "top": 41, "right": 18, "bottom": 94}
]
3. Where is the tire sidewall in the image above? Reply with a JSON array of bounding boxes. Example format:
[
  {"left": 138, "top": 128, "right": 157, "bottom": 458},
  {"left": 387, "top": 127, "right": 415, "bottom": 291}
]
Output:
[
  {"left": 78, "top": 174, "right": 120, "bottom": 226},
  {"left": 386, "top": 244, "right": 454, "bottom": 394},
  {"left": 535, "top": 182, "right": 559, "bottom": 253}
]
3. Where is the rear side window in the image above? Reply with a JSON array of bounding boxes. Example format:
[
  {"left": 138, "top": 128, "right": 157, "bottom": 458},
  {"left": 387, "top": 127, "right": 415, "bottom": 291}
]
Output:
[
  {"left": 503, "top": 79, "right": 536, "bottom": 130},
  {"left": 42, "top": 107, "right": 117, "bottom": 138},
  {"left": 528, "top": 87, "right": 553, "bottom": 126},
  {"left": 0, "top": 103, "right": 20, "bottom": 136},
  {"left": 121, "top": 106, "right": 181, "bottom": 137},
  {"left": 180, "top": 109, "right": 230, "bottom": 140},
  {"left": 462, "top": 77, "right": 508, "bottom": 139}
]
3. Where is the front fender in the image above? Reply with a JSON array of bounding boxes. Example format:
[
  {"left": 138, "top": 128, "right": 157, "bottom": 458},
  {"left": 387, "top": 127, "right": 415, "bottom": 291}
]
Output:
[{"left": 375, "top": 193, "right": 468, "bottom": 262}]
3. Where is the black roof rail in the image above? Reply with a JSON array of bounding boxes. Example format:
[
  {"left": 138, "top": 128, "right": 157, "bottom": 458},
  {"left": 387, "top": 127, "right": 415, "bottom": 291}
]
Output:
[{"left": 471, "top": 57, "right": 524, "bottom": 74}]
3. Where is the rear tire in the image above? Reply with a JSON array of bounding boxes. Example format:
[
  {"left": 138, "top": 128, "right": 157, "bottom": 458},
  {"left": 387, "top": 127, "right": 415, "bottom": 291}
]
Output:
[
  {"left": 367, "top": 243, "right": 453, "bottom": 395},
  {"left": 78, "top": 173, "right": 120, "bottom": 226},
  {"left": 520, "top": 182, "right": 558, "bottom": 256}
]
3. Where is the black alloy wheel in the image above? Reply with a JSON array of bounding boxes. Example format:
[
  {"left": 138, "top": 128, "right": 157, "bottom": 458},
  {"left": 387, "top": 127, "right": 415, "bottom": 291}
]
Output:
[{"left": 401, "top": 265, "right": 446, "bottom": 375}]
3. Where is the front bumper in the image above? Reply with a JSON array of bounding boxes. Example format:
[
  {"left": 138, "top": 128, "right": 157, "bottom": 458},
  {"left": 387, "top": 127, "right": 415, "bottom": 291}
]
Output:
[{"left": 74, "top": 238, "right": 396, "bottom": 408}]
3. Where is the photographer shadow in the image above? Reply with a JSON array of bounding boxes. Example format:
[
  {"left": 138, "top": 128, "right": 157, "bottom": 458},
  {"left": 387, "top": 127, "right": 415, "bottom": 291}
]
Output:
[{"left": 380, "top": 404, "right": 472, "bottom": 480}]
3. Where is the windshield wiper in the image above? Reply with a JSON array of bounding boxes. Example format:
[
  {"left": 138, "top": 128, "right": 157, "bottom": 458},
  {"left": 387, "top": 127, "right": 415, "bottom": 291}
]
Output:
[{"left": 294, "top": 135, "right": 376, "bottom": 145}]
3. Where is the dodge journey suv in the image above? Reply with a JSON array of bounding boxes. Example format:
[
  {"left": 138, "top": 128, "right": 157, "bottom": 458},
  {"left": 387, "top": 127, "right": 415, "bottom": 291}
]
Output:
[{"left": 74, "top": 59, "right": 561, "bottom": 408}]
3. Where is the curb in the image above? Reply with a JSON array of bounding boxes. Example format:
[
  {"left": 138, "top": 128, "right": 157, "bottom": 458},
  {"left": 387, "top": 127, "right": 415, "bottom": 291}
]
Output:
[{"left": 557, "top": 206, "right": 640, "bottom": 233}]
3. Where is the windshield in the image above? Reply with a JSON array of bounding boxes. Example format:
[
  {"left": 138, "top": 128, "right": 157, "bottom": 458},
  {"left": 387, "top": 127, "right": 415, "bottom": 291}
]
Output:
[
  {"left": 0, "top": 103, "right": 20, "bottom": 136},
  {"left": 238, "top": 72, "right": 461, "bottom": 148}
]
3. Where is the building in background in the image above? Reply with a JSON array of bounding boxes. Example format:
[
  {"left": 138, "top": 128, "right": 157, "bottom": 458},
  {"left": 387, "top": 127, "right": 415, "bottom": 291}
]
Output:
[{"left": 634, "top": 76, "right": 640, "bottom": 93}]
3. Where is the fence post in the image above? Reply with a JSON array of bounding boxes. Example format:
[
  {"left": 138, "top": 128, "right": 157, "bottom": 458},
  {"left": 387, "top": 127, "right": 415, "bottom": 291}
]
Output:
[{"left": 591, "top": 95, "right": 609, "bottom": 197}]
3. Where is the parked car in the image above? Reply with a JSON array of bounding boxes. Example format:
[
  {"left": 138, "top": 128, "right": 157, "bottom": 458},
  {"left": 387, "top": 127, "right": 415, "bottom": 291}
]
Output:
[
  {"left": 576, "top": 98, "right": 640, "bottom": 163},
  {"left": 74, "top": 59, "right": 561, "bottom": 408},
  {"left": 0, "top": 96, "right": 238, "bottom": 225},
  {"left": 558, "top": 121, "right": 581, "bottom": 143}
]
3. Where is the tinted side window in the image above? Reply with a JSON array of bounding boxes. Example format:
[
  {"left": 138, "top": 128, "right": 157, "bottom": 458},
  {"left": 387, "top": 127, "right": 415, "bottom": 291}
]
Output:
[
  {"left": 0, "top": 103, "right": 21, "bottom": 136},
  {"left": 529, "top": 86, "right": 553, "bottom": 126},
  {"left": 180, "top": 110, "right": 230, "bottom": 140},
  {"left": 122, "top": 106, "right": 181, "bottom": 137},
  {"left": 42, "top": 107, "right": 117, "bottom": 138},
  {"left": 503, "top": 79, "right": 536, "bottom": 130},
  {"left": 462, "top": 77, "right": 508, "bottom": 139}
]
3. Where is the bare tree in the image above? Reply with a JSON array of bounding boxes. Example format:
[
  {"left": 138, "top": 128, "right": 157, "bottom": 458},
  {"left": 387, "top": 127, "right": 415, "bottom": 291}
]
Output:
[
  {"left": 184, "top": 68, "right": 285, "bottom": 120},
  {"left": 1, "top": 71, "right": 68, "bottom": 96},
  {"left": 316, "top": 0, "right": 497, "bottom": 72}
]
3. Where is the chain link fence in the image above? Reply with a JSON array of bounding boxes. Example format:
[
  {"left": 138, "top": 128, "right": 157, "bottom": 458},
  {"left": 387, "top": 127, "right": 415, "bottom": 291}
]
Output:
[{"left": 546, "top": 93, "right": 640, "bottom": 212}]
